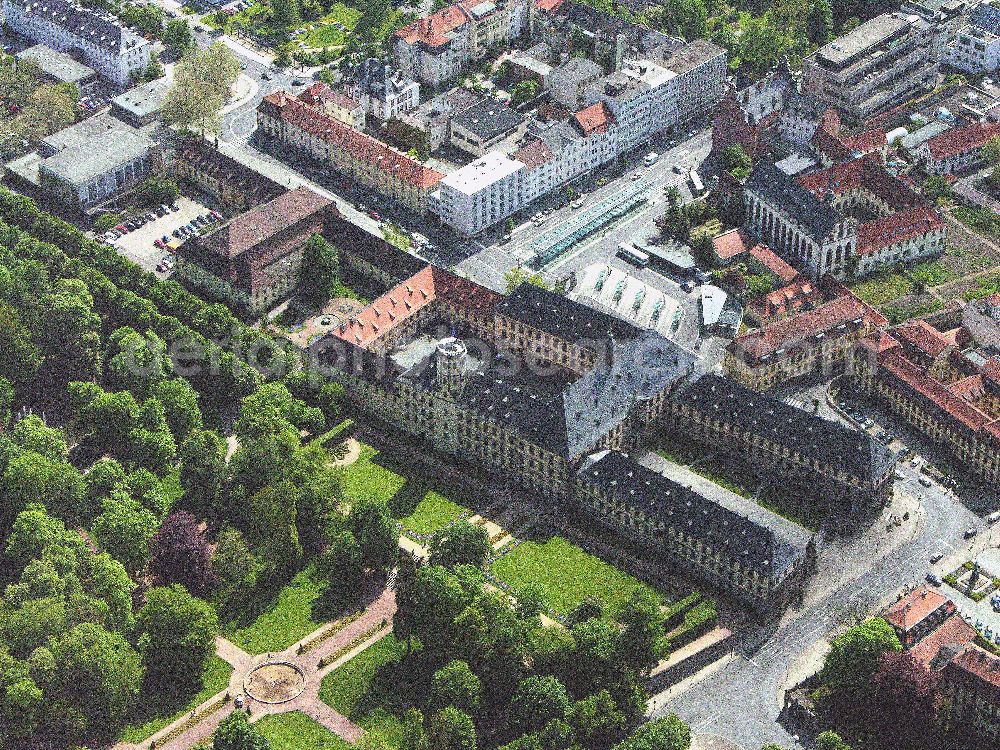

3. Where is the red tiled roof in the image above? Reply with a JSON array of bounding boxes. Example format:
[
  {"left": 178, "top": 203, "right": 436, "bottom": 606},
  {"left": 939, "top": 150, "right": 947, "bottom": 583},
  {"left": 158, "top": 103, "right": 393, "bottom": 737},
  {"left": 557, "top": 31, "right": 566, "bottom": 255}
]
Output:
[
  {"left": 858, "top": 331, "right": 901, "bottom": 356},
  {"left": 300, "top": 82, "right": 361, "bottom": 112},
  {"left": 751, "top": 279, "right": 823, "bottom": 320},
  {"left": 261, "top": 92, "right": 444, "bottom": 190},
  {"left": 843, "top": 127, "right": 886, "bottom": 156},
  {"left": 880, "top": 349, "right": 991, "bottom": 433},
  {"left": 574, "top": 102, "right": 612, "bottom": 136},
  {"left": 712, "top": 228, "right": 749, "bottom": 261},
  {"left": 333, "top": 266, "right": 501, "bottom": 349},
  {"left": 909, "top": 614, "right": 977, "bottom": 671},
  {"left": 944, "top": 645, "right": 1000, "bottom": 702},
  {"left": 949, "top": 374, "right": 986, "bottom": 401},
  {"left": 927, "top": 122, "right": 1000, "bottom": 162},
  {"left": 749, "top": 243, "right": 799, "bottom": 283},
  {"left": 886, "top": 586, "right": 950, "bottom": 632},
  {"left": 982, "top": 357, "right": 1000, "bottom": 386},
  {"left": 513, "top": 138, "right": 554, "bottom": 169},
  {"left": 796, "top": 156, "right": 920, "bottom": 211},
  {"left": 201, "top": 186, "right": 333, "bottom": 260},
  {"left": 857, "top": 205, "right": 943, "bottom": 256},
  {"left": 535, "top": 0, "right": 564, "bottom": 11},
  {"left": 729, "top": 290, "right": 886, "bottom": 365},
  {"left": 395, "top": 5, "right": 469, "bottom": 47},
  {"left": 895, "top": 319, "right": 953, "bottom": 359}
]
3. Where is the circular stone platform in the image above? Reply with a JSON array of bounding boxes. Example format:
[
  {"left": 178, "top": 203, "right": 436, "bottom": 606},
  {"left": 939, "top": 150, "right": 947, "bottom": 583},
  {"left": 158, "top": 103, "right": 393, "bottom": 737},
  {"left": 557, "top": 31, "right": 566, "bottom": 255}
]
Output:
[{"left": 244, "top": 661, "right": 306, "bottom": 704}]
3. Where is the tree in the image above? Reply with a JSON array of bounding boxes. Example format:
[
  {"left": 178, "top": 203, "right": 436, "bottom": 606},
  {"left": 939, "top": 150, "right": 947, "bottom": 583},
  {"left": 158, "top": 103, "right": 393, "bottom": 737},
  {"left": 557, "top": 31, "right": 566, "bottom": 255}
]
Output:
[
  {"left": 93, "top": 212, "right": 121, "bottom": 233},
  {"left": 119, "top": 2, "right": 164, "bottom": 36},
  {"left": 746, "top": 274, "right": 774, "bottom": 298},
  {"left": 429, "top": 522, "right": 491, "bottom": 570},
  {"left": 406, "top": 565, "right": 470, "bottom": 648},
  {"left": 20, "top": 83, "right": 78, "bottom": 142},
  {"left": 271, "top": 0, "right": 301, "bottom": 29},
  {"left": 136, "top": 584, "right": 219, "bottom": 692},
  {"left": 149, "top": 511, "right": 218, "bottom": 595},
  {"left": 11, "top": 415, "right": 67, "bottom": 461},
  {"left": 505, "top": 266, "right": 549, "bottom": 294},
  {"left": 429, "top": 706, "right": 477, "bottom": 750},
  {"left": 923, "top": 175, "right": 952, "bottom": 202},
  {"left": 814, "top": 732, "right": 851, "bottom": 750},
  {"left": 807, "top": 0, "right": 833, "bottom": 44},
  {"left": 39, "top": 278, "right": 103, "bottom": 384},
  {"left": 214, "top": 710, "right": 272, "bottom": 750},
  {"left": 401, "top": 708, "right": 428, "bottom": 750},
  {"left": 2, "top": 450, "right": 86, "bottom": 531},
  {"left": 163, "top": 19, "right": 195, "bottom": 53},
  {"left": 135, "top": 176, "right": 180, "bottom": 207},
  {"left": 569, "top": 690, "right": 627, "bottom": 750},
  {"left": 863, "top": 652, "right": 939, "bottom": 750},
  {"left": 0, "top": 302, "right": 41, "bottom": 386},
  {"left": 317, "top": 530, "right": 363, "bottom": 609},
  {"left": 91, "top": 490, "right": 159, "bottom": 575},
  {"left": 298, "top": 233, "right": 340, "bottom": 306},
  {"left": 431, "top": 660, "right": 482, "bottom": 713},
  {"left": 612, "top": 715, "right": 690, "bottom": 750},
  {"left": 163, "top": 43, "right": 241, "bottom": 135},
  {"left": 349, "top": 499, "right": 398, "bottom": 575},
  {"left": 154, "top": 378, "right": 203, "bottom": 441},
  {"left": 983, "top": 135, "right": 1000, "bottom": 168},
  {"left": 616, "top": 589, "right": 664, "bottom": 676},
  {"left": 178, "top": 428, "right": 227, "bottom": 516},
  {"left": 820, "top": 618, "right": 901, "bottom": 693},
  {"left": 510, "top": 675, "right": 571, "bottom": 735},
  {"left": 46, "top": 623, "right": 143, "bottom": 743},
  {"left": 510, "top": 79, "right": 539, "bottom": 107},
  {"left": 213, "top": 526, "right": 265, "bottom": 612},
  {"left": 0, "top": 376, "right": 12, "bottom": 428},
  {"left": 722, "top": 145, "right": 752, "bottom": 181}
]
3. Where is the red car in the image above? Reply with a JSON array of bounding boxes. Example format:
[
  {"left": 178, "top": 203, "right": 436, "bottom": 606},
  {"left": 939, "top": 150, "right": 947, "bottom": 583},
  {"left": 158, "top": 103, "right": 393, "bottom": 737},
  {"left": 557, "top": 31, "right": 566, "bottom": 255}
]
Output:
[
  {"left": 154, "top": 239, "right": 165, "bottom": 249},
  {"left": 368, "top": 210, "right": 381, "bottom": 221}
]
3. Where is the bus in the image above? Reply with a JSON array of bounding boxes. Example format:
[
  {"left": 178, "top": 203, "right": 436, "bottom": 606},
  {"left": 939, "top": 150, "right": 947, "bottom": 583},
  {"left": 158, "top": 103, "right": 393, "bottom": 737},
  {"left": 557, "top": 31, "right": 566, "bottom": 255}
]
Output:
[
  {"left": 688, "top": 169, "right": 704, "bottom": 196},
  {"left": 617, "top": 242, "right": 649, "bottom": 267}
]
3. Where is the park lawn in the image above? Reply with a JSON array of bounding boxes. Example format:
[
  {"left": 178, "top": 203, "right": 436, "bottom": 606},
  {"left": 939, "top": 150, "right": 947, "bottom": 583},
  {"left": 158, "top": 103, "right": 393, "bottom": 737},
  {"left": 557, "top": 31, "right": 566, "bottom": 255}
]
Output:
[
  {"left": 319, "top": 634, "right": 407, "bottom": 748},
  {"left": 303, "top": 24, "right": 345, "bottom": 48},
  {"left": 256, "top": 711, "right": 353, "bottom": 750},
  {"left": 119, "top": 656, "right": 232, "bottom": 743},
  {"left": 909, "top": 259, "right": 958, "bottom": 288},
  {"left": 336, "top": 444, "right": 407, "bottom": 506},
  {"left": 225, "top": 565, "right": 326, "bottom": 654},
  {"left": 397, "top": 490, "right": 467, "bottom": 536},
  {"left": 850, "top": 271, "right": 914, "bottom": 308},
  {"left": 491, "top": 537, "right": 660, "bottom": 616}
]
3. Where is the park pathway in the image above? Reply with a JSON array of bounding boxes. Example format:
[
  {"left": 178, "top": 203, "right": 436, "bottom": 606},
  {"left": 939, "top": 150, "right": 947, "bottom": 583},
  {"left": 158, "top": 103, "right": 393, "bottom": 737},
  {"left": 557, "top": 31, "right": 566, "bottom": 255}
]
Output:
[{"left": 112, "top": 587, "right": 396, "bottom": 750}]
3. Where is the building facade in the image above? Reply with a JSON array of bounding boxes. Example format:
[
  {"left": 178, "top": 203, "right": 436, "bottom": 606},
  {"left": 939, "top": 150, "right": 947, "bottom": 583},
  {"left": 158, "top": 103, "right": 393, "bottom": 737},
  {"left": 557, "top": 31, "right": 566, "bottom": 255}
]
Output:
[
  {"left": 943, "top": 4, "right": 1000, "bottom": 74},
  {"left": 3, "top": 0, "right": 152, "bottom": 86},
  {"left": 802, "top": 12, "right": 938, "bottom": 120},
  {"left": 435, "top": 151, "right": 524, "bottom": 235},
  {"left": 917, "top": 121, "right": 1000, "bottom": 175}
]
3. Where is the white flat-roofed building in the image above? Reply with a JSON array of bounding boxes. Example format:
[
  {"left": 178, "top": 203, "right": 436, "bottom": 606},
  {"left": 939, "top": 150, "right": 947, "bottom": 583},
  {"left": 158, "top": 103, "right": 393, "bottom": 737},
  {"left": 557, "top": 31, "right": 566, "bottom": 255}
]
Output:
[
  {"left": 802, "top": 12, "right": 938, "bottom": 119},
  {"left": 3, "top": 0, "right": 152, "bottom": 86},
  {"left": 943, "top": 4, "right": 1000, "bottom": 73},
  {"left": 435, "top": 151, "right": 524, "bottom": 235}
]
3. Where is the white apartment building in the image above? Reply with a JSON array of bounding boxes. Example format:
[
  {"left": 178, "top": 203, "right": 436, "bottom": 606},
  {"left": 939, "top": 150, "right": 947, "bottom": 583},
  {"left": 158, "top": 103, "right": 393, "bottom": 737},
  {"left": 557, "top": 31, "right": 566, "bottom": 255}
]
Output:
[
  {"left": 3, "top": 0, "right": 152, "bottom": 86},
  {"left": 435, "top": 152, "right": 524, "bottom": 235},
  {"left": 943, "top": 5, "right": 1000, "bottom": 73},
  {"left": 802, "top": 12, "right": 938, "bottom": 120}
]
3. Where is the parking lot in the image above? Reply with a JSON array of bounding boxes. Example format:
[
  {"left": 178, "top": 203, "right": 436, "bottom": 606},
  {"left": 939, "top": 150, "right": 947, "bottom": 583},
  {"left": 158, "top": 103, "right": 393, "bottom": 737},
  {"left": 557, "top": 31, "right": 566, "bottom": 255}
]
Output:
[{"left": 111, "top": 195, "right": 218, "bottom": 276}]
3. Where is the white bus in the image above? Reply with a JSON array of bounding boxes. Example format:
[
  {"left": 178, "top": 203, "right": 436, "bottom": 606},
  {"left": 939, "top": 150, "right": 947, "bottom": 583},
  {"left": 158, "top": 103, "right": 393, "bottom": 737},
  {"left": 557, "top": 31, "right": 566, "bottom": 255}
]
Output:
[
  {"left": 688, "top": 169, "right": 704, "bottom": 195},
  {"left": 617, "top": 242, "right": 649, "bottom": 267}
]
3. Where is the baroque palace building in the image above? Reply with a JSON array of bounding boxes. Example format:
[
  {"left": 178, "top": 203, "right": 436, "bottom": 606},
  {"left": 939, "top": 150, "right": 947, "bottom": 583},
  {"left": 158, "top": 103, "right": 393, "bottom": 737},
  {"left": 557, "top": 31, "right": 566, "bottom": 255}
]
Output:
[{"left": 308, "top": 251, "right": 898, "bottom": 611}]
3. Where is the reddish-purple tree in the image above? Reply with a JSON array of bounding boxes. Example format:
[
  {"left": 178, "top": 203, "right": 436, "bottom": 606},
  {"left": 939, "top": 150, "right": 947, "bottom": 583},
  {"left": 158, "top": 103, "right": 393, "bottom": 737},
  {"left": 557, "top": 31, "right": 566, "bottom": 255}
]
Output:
[
  {"left": 148, "top": 511, "right": 217, "bottom": 596},
  {"left": 864, "top": 650, "right": 941, "bottom": 750}
]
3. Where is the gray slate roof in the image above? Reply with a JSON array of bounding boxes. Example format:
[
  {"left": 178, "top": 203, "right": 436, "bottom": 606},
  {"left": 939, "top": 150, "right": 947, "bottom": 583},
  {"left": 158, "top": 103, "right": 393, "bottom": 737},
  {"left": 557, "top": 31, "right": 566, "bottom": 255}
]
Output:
[{"left": 746, "top": 160, "right": 838, "bottom": 242}]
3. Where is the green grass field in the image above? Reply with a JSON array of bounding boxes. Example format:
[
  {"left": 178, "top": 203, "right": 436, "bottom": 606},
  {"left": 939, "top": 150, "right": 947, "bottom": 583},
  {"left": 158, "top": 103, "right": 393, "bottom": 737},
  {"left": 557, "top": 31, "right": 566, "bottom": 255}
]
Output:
[
  {"left": 319, "top": 634, "right": 407, "bottom": 748},
  {"left": 120, "top": 656, "right": 232, "bottom": 743},
  {"left": 397, "top": 491, "right": 467, "bottom": 536},
  {"left": 850, "top": 271, "right": 914, "bottom": 308},
  {"left": 336, "top": 444, "right": 468, "bottom": 537},
  {"left": 225, "top": 565, "right": 326, "bottom": 654},
  {"left": 255, "top": 711, "right": 353, "bottom": 750},
  {"left": 491, "top": 537, "right": 660, "bottom": 616}
]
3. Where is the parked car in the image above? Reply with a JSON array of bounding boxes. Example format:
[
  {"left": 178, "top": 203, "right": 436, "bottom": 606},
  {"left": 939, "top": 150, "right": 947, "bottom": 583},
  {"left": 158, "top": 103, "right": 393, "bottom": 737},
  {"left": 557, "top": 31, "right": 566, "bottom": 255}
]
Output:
[
  {"left": 292, "top": 78, "right": 305, "bottom": 86},
  {"left": 926, "top": 573, "right": 943, "bottom": 586},
  {"left": 261, "top": 71, "right": 272, "bottom": 80},
  {"left": 989, "top": 511, "right": 1000, "bottom": 523},
  {"left": 170, "top": 202, "right": 180, "bottom": 212},
  {"left": 571, "top": 198, "right": 584, "bottom": 209},
  {"left": 210, "top": 210, "right": 223, "bottom": 220},
  {"left": 154, "top": 239, "right": 165, "bottom": 249},
  {"left": 930, "top": 552, "right": 944, "bottom": 564},
  {"left": 964, "top": 528, "right": 978, "bottom": 539},
  {"left": 919, "top": 476, "right": 932, "bottom": 487}
]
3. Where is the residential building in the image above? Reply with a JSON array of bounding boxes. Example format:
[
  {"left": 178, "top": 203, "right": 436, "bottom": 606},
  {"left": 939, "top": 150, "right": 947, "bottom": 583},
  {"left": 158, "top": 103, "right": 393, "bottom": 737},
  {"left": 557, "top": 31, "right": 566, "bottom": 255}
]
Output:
[
  {"left": 170, "top": 138, "right": 284, "bottom": 214},
  {"left": 16, "top": 44, "right": 96, "bottom": 88},
  {"left": 175, "top": 186, "right": 337, "bottom": 313},
  {"left": 849, "top": 314, "right": 1000, "bottom": 485},
  {"left": 665, "top": 374, "right": 898, "bottom": 529},
  {"left": 802, "top": 12, "right": 938, "bottom": 120},
  {"left": 32, "top": 113, "right": 158, "bottom": 209},
  {"left": 943, "top": 3, "right": 1000, "bottom": 73},
  {"left": 449, "top": 98, "right": 525, "bottom": 156},
  {"left": 725, "top": 280, "right": 888, "bottom": 390},
  {"left": 434, "top": 151, "right": 524, "bottom": 235},
  {"left": 398, "top": 87, "right": 483, "bottom": 151},
  {"left": 917, "top": 120, "right": 1000, "bottom": 174},
  {"left": 300, "top": 82, "right": 366, "bottom": 129},
  {"left": 258, "top": 89, "right": 445, "bottom": 214},
  {"left": 746, "top": 278, "right": 827, "bottom": 326},
  {"left": 881, "top": 586, "right": 1000, "bottom": 743},
  {"left": 2, "top": 0, "right": 152, "bottom": 86},
  {"left": 744, "top": 156, "right": 945, "bottom": 280},
  {"left": 548, "top": 57, "right": 603, "bottom": 110},
  {"left": 393, "top": 0, "right": 531, "bottom": 87},
  {"left": 575, "top": 450, "right": 815, "bottom": 612},
  {"left": 344, "top": 58, "right": 420, "bottom": 121}
]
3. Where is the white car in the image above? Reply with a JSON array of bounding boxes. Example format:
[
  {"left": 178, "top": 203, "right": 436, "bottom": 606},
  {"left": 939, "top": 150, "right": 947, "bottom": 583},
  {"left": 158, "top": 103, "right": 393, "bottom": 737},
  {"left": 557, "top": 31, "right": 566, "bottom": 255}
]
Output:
[{"left": 570, "top": 198, "right": 584, "bottom": 209}]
